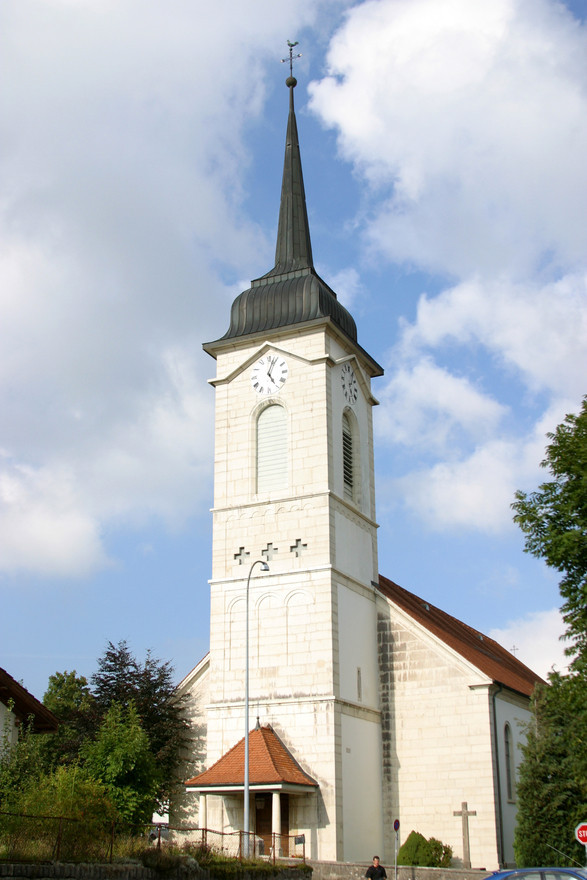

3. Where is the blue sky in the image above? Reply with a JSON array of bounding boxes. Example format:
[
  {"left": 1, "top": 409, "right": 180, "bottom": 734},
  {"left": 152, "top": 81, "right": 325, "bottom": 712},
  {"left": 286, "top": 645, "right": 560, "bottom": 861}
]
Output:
[{"left": 1, "top": 0, "right": 586, "bottom": 699}]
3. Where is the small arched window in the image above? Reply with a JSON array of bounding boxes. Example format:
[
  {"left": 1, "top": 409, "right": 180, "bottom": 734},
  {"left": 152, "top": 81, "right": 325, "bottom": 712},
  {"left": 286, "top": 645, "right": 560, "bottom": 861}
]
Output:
[
  {"left": 504, "top": 723, "right": 515, "bottom": 801},
  {"left": 342, "top": 412, "right": 355, "bottom": 502},
  {"left": 257, "top": 404, "right": 287, "bottom": 493}
]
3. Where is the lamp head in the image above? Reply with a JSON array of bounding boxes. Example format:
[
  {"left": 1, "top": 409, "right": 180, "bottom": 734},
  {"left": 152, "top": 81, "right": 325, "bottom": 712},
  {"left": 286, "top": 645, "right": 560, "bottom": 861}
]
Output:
[{"left": 260, "top": 562, "right": 269, "bottom": 571}]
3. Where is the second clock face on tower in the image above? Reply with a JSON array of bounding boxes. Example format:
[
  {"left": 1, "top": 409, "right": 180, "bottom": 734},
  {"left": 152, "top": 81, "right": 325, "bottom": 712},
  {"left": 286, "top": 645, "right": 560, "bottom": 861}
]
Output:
[
  {"left": 341, "top": 362, "right": 358, "bottom": 404},
  {"left": 251, "top": 355, "right": 289, "bottom": 395}
]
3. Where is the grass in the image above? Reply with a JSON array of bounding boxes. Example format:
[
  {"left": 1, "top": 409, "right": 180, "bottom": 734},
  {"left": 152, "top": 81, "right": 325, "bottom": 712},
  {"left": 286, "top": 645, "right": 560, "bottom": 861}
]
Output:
[{"left": 1, "top": 832, "right": 311, "bottom": 877}]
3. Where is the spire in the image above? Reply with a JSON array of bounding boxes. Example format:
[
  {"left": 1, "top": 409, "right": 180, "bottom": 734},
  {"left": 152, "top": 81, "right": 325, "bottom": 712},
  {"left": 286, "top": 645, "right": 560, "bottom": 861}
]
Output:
[
  {"left": 264, "top": 75, "right": 313, "bottom": 277},
  {"left": 205, "top": 48, "right": 366, "bottom": 352}
]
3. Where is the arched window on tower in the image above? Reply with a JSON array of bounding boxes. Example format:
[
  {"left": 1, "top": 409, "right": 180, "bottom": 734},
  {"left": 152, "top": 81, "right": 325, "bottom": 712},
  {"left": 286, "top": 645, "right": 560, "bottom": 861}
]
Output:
[
  {"left": 257, "top": 403, "right": 288, "bottom": 494},
  {"left": 504, "top": 723, "right": 515, "bottom": 801},
  {"left": 342, "top": 411, "right": 360, "bottom": 504}
]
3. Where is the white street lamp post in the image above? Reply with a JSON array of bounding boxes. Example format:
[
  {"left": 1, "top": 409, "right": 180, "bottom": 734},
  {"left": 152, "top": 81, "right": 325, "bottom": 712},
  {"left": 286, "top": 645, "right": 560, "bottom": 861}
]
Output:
[{"left": 244, "top": 559, "right": 269, "bottom": 857}]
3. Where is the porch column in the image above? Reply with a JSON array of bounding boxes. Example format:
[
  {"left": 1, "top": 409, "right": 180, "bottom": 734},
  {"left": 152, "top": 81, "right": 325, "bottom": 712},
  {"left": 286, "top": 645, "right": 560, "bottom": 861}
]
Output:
[
  {"left": 272, "top": 792, "right": 282, "bottom": 856},
  {"left": 199, "top": 794, "right": 207, "bottom": 829}
]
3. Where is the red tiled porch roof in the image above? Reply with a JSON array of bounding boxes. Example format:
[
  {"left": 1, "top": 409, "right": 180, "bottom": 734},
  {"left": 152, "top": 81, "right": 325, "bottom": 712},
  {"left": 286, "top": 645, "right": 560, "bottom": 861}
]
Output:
[
  {"left": 185, "top": 725, "right": 317, "bottom": 789},
  {"left": 378, "top": 574, "right": 545, "bottom": 697}
]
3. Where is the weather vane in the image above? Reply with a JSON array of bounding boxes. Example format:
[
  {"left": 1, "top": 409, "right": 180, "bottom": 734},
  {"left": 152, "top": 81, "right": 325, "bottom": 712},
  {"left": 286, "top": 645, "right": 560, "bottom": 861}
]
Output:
[{"left": 281, "top": 40, "right": 302, "bottom": 77}]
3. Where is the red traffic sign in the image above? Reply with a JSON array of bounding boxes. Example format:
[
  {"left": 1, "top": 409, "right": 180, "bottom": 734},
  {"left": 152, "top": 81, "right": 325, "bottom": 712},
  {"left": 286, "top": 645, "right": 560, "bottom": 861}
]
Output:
[{"left": 575, "top": 823, "right": 587, "bottom": 844}]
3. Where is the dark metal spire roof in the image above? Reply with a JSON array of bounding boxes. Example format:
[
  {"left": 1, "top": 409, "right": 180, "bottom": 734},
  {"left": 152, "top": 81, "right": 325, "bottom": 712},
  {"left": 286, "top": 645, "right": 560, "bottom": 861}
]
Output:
[
  {"left": 215, "top": 74, "right": 358, "bottom": 345},
  {"left": 264, "top": 76, "right": 313, "bottom": 276}
]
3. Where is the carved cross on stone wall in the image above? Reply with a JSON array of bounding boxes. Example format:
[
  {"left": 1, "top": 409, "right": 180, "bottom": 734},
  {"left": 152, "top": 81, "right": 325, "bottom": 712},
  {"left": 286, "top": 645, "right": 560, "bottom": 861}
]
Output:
[
  {"left": 234, "top": 546, "right": 250, "bottom": 565},
  {"left": 262, "top": 543, "right": 278, "bottom": 562},
  {"left": 290, "top": 538, "right": 307, "bottom": 558},
  {"left": 453, "top": 801, "right": 477, "bottom": 868}
]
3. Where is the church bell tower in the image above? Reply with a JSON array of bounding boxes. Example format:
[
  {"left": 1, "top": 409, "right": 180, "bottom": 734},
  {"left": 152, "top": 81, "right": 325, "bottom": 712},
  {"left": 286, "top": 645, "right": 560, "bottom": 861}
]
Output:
[{"left": 202, "top": 68, "right": 384, "bottom": 862}]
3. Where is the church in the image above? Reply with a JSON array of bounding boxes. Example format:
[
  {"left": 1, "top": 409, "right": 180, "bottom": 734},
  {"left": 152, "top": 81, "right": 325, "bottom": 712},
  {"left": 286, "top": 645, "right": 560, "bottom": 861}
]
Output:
[{"left": 170, "top": 69, "right": 543, "bottom": 870}]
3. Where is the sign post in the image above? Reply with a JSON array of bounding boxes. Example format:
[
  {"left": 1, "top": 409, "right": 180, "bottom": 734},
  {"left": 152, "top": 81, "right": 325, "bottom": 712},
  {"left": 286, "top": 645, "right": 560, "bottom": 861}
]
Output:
[
  {"left": 575, "top": 822, "right": 587, "bottom": 866},
  {"left": 394, "top": 819, "right": 400, "bottom": 880}
]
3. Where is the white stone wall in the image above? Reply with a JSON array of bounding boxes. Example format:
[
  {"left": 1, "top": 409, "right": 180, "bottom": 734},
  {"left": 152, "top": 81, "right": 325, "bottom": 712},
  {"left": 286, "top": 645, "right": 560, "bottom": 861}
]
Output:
[
  {"left": 209, "top": 328, "right": 378, "bottom": 580},
  {"left": 341, "top": 709, "right": 384, "bottom": 861},
  {"left": 202, "top": 322, "right": 382, "bottom": 861},
  {"left": 337, "top": 582, "right": 379, "bottom": 708},
  {"left": 377, "top": 597, "right": 506, "bottom": 870},
  {"left": 208, "top": 566, "right": 335, "bottom": 710},
  {"left": 492, "top": 689, "right": 531, "bottom": 865},
  {"left": 169, "top": 658, "right": 210, "bottom": 830},
  {"left": 206, "top": 698, "right": 340, "bottom": 859}
]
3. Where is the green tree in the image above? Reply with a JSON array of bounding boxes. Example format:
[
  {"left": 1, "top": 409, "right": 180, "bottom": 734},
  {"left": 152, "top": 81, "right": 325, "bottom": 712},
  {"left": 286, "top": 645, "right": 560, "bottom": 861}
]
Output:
[
  {"left": 92, "top": 641, "right": 138, "bottom": 708},
  {"left": 512, "top": 396, "right": 587, "bottom": 670},
  {"left": 40, "top": 671, "right": 97, "bottom": 769},
  {"left": 512, "top": 398, "right": 587, "bottom": 866},
  {"left": 91, "top": 640, "right": 191, "bottom": 807},
  {"left": 82, "top": 702, "right": 160, "bottom": 826},
  {"left": 0, "top": 708, "right": 46, "bottom": 810},
  {"left": 514, "top": 673, "right": 587, "bottom": 866}
]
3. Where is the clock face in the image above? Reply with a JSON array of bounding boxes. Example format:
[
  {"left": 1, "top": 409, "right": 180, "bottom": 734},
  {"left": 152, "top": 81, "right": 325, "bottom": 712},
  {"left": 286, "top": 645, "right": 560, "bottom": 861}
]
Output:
[
  {"left": 341, "top": 363, "right": 358, "bottom": 404},
  {"left": 251, "top": 354, "right": 288, "bottom": 395}
]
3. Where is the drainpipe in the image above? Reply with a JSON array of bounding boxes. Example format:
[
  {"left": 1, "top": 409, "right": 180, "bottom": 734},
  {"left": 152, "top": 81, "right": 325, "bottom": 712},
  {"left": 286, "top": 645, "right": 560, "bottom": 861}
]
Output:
[{"left": 492, "top": 684, "right": 505, "bottom": 868}]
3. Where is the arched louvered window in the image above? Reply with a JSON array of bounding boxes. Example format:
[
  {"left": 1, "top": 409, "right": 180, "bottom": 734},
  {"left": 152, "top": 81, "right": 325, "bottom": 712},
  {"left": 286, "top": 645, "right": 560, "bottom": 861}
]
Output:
[
  {"left": 257, "top": 404, "right": 287, "bottom": 493},
  {"left": 342, "top": 413, "right": 354, "bottom": 501},
  {"left": 504, "top": 723, "right": 515, "bottom": 801}
]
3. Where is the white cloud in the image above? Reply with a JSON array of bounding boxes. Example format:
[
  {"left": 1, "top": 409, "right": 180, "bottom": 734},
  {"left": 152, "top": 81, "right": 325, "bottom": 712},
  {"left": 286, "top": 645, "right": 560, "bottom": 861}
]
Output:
[
  {"left": 396, "top": 438, "right": 522, "bottom": 532},
  {"left": 0, "top": 348, "right": 213, "bottom": 574},
  {"left": 490, "top": 607, "right": 571, "bottom": 679},
  {"left": 326, "top": 266, "right": 363, "bottom": 310},
  {"left": 0, "top": 460, "right": 107, "bottom": 577},
  {"left": 309, "top": 0, "right": 587, "bottom": 278},
  {"left": 0, "top": 0, "right": 336, "bottom": 576},
  {"left": 385, "top": 387, "right": 580, "bottom": 534},
  {"left": 377, "top": 357, "right": 507, "bottom": 452},
  {"left": 307, "top": 0, "right": 587, "bottom": 537},
  {"left": 2, "top": 0, "right": 585, "bottom": 575},
  {"left": 84, "top": 348, "right": 215, "bottom": 526},
  {"left": 401, "top": 274, "right": 587, "bottom": 398},
  {"left": 375, "top": 271, "right": 586, "bottom": 530}
]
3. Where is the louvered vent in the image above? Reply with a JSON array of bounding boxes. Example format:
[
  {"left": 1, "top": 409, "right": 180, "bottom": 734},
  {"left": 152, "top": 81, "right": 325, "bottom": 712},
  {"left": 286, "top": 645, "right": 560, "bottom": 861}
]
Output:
[
  {"left": 342, "top": 414, "right": 353, "bottom": 501},
  {"left": 257, "top": 404, "right": 287, "bottom": 493}
]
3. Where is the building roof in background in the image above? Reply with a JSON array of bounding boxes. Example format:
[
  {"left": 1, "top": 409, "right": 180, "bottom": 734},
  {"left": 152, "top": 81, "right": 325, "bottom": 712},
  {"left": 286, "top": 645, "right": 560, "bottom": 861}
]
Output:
[{"left": 0, "top": 667, "right": 59, "bottom": 733}]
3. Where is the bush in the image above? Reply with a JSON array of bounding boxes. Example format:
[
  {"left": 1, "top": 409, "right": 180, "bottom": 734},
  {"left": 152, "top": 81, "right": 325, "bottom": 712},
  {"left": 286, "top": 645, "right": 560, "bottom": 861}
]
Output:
[
  {"left": 427, "top": 836, "right": 453, "bottom": 868},
  {"left": 82, "top": 702, "right": 160, "bottom": 826},
  {"left": 398, "top": 830, "right": 452, "bottom": 867},
  {"left": 138, "top": 847, "right": 187, "bottom": 873},
  {"left": 0, "top": 765, "right": 118, "bottom": 861}
]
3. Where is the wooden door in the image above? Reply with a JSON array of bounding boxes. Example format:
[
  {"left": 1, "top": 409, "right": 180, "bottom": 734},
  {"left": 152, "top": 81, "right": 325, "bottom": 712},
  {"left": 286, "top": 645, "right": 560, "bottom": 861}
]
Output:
[
  {"left": 254, "top": 795, "right": 272, "bottom": 855},
  {"left": 280, "top": 794, "right": 289, "bottom": 856},
  {"left": 254, "top": 794, "right": 290, "bottom": 856}
]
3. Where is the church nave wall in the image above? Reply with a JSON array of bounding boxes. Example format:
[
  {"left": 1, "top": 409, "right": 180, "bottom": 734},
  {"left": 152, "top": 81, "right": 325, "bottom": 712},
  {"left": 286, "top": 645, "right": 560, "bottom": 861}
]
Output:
[{"left": 376, "top": 600, "right": 501, "bottom": 870}]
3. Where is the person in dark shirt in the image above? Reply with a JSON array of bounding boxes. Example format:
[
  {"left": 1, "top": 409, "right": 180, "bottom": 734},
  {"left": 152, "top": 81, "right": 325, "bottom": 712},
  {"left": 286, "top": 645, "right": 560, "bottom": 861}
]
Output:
[{"left": 366, "top": 856, "right": 387, "bottom": 880}]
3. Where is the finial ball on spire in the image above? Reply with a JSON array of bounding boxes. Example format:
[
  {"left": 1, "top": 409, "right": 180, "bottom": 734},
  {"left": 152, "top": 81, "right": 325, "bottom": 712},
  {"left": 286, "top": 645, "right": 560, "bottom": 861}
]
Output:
[{"left": 286, "top": 76, "right": 297, "bottom": 88}]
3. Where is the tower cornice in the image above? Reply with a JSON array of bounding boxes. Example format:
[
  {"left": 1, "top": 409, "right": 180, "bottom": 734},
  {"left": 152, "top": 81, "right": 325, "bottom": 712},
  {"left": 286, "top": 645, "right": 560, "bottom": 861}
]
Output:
[{"left": 203, "top": 314, "right": 383, "bottom": 377}]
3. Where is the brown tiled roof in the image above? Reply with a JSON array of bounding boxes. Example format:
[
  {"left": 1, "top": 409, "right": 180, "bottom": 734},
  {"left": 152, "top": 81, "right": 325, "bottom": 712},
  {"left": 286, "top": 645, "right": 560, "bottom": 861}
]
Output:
[
  {"left": 185, "top": 725, "right": 318, "bottom": 788},
  {"left": 378, "top": 574, "right": 545, "bottom": 697},
  {"left": 0, "top": 667, "right": 59, "bottom": 733}
]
